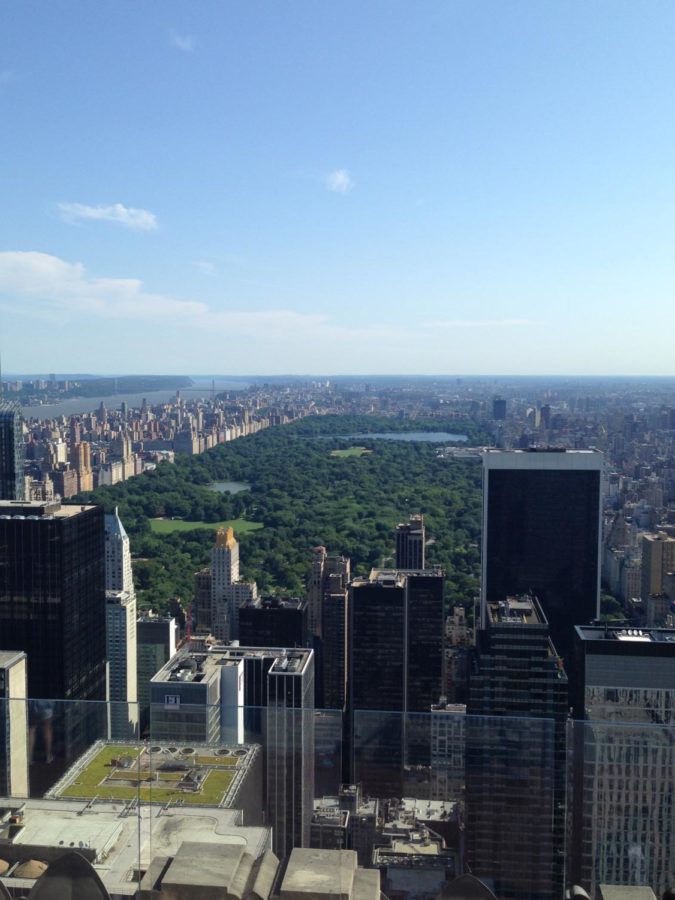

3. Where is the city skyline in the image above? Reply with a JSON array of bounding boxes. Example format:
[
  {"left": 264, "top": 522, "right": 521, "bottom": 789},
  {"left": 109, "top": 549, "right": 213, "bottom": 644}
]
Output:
[{"left": 3, "top": 3, "right": 675, "bottom": 375}]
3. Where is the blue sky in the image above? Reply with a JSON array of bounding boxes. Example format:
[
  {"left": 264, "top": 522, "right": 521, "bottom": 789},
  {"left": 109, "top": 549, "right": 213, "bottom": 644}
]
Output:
[{"left": 2, "top": 1, "right": 675, "bottom": 375}]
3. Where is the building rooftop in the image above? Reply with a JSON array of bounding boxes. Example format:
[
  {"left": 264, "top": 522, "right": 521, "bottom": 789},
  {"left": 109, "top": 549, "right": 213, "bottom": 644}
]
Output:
[
  {"left": 104, "top": 507, "right": 128, "bottom": 540},
  {"left": 243, "top": 595, "right": 306, "bottom": 611},
  {"left": 47, "top": 740, "right": 258, "bottom": 808},
  {"left": 0, "top": 501, "right": 97, "bottom": 519},
  {"left": 280, "top": 848, "right": 380, "bottom": 900},
  {"left": 0, "top": 651, "right": 25, "bottom": 669},
  {"left": 153, "top": 644, "right": 313, "bottom": 684},
  {"left": 482, "top": 447, "right": 603, "bottom": 470},
  {"left": 352, "top": 567, "right": 443, "bottom": 589},
  {"left": 0, "top": 796, "right": 270, "bottom": 898},
  {"left": 487, "top": 594, "right": 547, "bottom": 626},
  {"left": 575, "top": 624, "right": 675, "bottom": 644}
]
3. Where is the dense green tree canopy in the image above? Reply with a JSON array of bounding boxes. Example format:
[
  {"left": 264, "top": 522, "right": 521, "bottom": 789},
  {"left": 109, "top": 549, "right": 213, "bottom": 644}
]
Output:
[{"left": 75, "top": 415, "right": 488, "bottom": 611}]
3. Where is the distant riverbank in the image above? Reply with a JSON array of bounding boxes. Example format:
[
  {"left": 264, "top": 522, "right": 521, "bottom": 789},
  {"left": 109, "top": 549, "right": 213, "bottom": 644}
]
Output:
[{"left": 22, "top": 378, "right": 251, "bottom": 420}]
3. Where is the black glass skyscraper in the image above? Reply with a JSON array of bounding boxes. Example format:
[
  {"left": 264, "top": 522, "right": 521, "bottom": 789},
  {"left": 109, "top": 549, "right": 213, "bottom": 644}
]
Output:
[
  {"left": 0, "top": 401, "right": 25, "bottom": 501},
  {"left": 348, "top": 568, "right": 444, "bottom": 795},
  {"left": 481, "top": 448, "right": 602, "bottom": 658},
  {"left": 466, "top": 595, "right": 568, "bottom": 900},
  {"left": 0, "top": 500, "right": 106, "bottom": 703}
]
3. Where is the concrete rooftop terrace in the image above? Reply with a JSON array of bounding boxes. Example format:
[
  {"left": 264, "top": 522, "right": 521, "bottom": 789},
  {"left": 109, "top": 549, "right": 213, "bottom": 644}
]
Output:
[{"left": 0, "top": 796, "right": 271, "bottom": 898}]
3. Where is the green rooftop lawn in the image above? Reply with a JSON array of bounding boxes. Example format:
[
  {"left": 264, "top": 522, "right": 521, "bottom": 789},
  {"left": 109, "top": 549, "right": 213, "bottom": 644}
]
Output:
[
  {"left": 330, "top": 446, "right": 372, "bottom": 458},
  {"left": 194, "top": 755, "right": 239, "bottom": 766},
  {"left": 149, "top": 517, "right": 263, "bottom": 535},
  {"left": 57, "top": 744, "right": 235, "bottom": 805}
]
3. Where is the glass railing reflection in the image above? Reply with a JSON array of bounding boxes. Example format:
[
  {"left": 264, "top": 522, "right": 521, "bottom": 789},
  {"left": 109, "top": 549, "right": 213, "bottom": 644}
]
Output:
[{"left": 0, "top": 698, "right": 673, "bottom": 899}]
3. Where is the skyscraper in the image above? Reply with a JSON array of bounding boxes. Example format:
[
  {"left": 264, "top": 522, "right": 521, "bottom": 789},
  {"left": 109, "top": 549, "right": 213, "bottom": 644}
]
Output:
[
  {"left": 0, "top": 400, "right": 25, "bottom": 500},
  {"left": 0, "top": 500, "right": 107, "bottom": 766},
  {"left": 104, "top": 508, "right": 138, "bottom": 739},
  {"left": 466, "top": 595, "right": 568, "bottom": 900},
  {"left": 640, "top": 531, "right": 675, "bottom": 601},
  {"left": 307, "top": 546, "right": 351, "bottom": 640},
  {"left": 481, "top": 448, "right": 603, "bottom": 657},
  {"left": 267, "top": 649, "right": 316, "bottom": 859},
  {"left": 570, "top": 624, "right": 675, "bottom": 898},
  {"left": 209, "top": 526, "right": 258, "bottom": 640},
  {"left": 104, "top": 506, "right": 134, "bottom": 594},
  {"left": 395, "top": 515, "right": 425, "bottom": 569},
  {"left": 136, "top": 614, "right": 178, "bottom": 732},
  {"left": 239, "top": 596, "right": 309, "bottom": 648},
  {"left": 105, "top": 591, "right": 138, "bottom": 739},
  {"left": 348, "top": 568, "right": 444, "bottom": 795},
  {"left": 321, "top": 579, "right": 349, "bottom": 711},
  {"left": 211, "top": 526, "right": 240, "bottom": 639},
  {"left": 151, "top": 641, "right": 315, "bottom": 860}
]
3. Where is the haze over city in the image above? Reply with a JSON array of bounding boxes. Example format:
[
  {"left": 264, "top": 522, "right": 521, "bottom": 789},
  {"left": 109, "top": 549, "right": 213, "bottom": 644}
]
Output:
[{"left": 3, "top": 2, "right": 675, "bottom": 374}]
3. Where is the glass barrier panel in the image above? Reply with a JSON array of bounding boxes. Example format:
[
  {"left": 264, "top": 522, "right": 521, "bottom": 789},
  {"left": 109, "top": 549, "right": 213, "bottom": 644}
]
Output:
[{"left": 1, "top": 699, "right": 674, "bottom": 899}]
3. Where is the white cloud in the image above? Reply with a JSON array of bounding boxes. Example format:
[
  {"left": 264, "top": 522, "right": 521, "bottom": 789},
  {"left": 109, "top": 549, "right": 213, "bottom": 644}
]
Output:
[
  {"left": 194, "top": 260, "right": 216, "bottom": 275},
  {"left": 58, "top": 202, "right": 158, "bottom": 231},
  {"left": 426, "top": 317, "right": 533, "bottom": 329},
  {"left": 170, "top": 31, "right": 196, "bottom": 52},
  {"left": 326, "top": 169, "right": 354, "bottom": 194},
  {"left": 0, "top": 252, "right": 206, "bottom": 320},
  {"left": 0, "top": 251, "right": 545, "bottom": 375}
]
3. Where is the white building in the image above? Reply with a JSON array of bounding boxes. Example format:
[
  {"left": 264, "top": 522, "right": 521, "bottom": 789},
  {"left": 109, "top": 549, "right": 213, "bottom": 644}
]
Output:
[
  {"left": 105, "top": 507, "right": 134, "bottom": 594},
  {"left": 105, "top": 590, "right": 138, "bottom": 739},
  {"left": 104, "top": 508, "right": 137, "bottom": 739}
]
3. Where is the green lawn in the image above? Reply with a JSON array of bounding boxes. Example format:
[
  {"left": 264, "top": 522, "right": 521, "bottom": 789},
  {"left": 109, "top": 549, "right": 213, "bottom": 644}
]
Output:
[
  {"left": 149, "top": 517, "right": 263, "bottom": 535},
  {"left": 330, "top": 446, "right": 372, "bottom": 458},
  {"left": 57, "top": 744, "right": 235, "bottom": 805}
]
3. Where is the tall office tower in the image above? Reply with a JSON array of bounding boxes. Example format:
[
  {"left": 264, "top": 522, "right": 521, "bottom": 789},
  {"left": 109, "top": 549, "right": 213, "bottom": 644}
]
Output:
[
  {"left": 211, "top": 526, "right": 239, "bottom": 639},
  {"left": 321, "top": 579, "right": 348, "bottom": 711},
  {"left": 640, "top": 531, "right": 675, "bottom": 601},
  {"left": 466, "top": 595, "right": 568, "bottom": 900},
  {"left": 104, "top": 508, "right": 138, "bottom": 738},
  {"left": 570, "top": 625, "right": 675, "bottom": 898},
  {"left": 492, "top": 396, "right": 507, "bottom": 420},
  {"left": 136, "top": 614, "right": 177, "bottom": 733},
  {"left": 105, "top": 590, "right": 138, "bottom": 739},
  {"left": 267, "top": 649, "right": 316, "bottom": 859},
  {"left": 481, "top": 448, "right": 603, "bottom": 658},
  {"left": 0, "top": 400, "right": 25, "bottom": 500},
  {"left": 0, "top": 500, "right": 107, "bottom": 766},
  {"left": 348, "top": 569, "right": 444, "bottom": 796},
  {"left": 307, "top": 547, "right": 351, "bottom": 639},
  {"left": 193, "top": 567, "right": 212, "bottom": 633},
  {"left": 0, "top": 651, "right": 29, "bottom": 798},
  {"left": 104, "top": 507, "right": 134, "bottom": 594},
  {"left": 395, "top": 514, "right": 426, "bottom": 569},
  {"left": 239, "top": 596, "right": 309, "bottom": 648},
  {"left": 151, "top": 642, "right": 315, "bottom": 861}
]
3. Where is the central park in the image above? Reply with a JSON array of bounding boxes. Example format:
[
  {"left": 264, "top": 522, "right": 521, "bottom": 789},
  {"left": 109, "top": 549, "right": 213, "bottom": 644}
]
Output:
[{"left": 76, "top": 414, "right": 489, "bottom": 612}]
